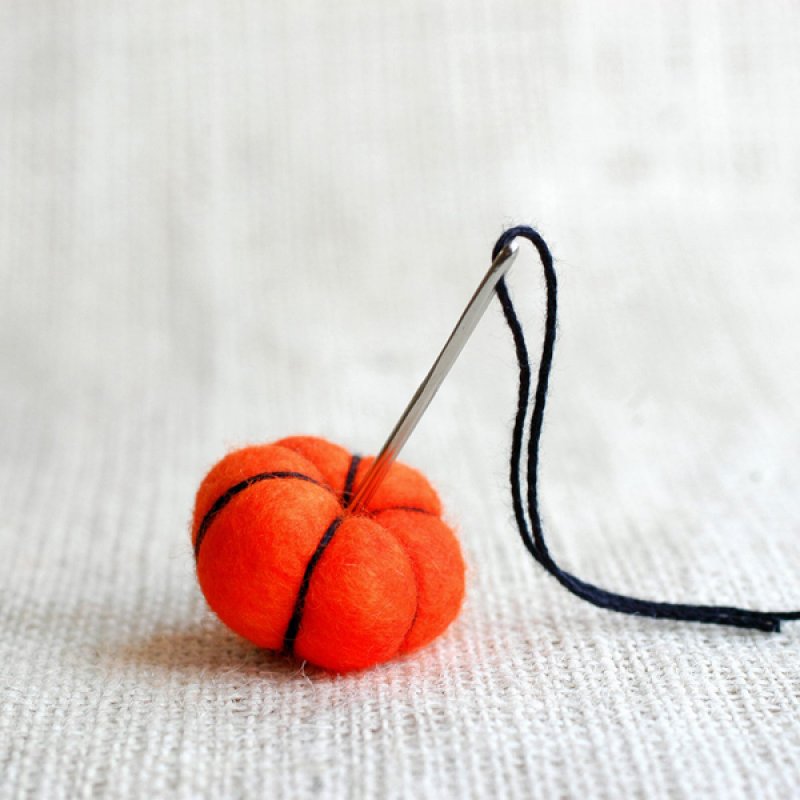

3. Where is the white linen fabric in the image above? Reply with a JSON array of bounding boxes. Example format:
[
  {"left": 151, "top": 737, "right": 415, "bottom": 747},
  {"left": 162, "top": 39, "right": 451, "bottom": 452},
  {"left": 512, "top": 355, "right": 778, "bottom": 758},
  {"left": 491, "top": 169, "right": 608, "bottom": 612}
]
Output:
[{"left": 1, "top": 2, "right": 799, "bottom": 797}]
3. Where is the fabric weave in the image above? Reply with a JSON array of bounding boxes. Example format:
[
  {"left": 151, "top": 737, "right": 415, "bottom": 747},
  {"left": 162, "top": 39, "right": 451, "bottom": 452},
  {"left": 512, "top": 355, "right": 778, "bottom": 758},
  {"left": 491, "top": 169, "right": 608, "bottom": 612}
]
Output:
[{"left": 2, "top": 1, "right": 800, "bottom": 797}]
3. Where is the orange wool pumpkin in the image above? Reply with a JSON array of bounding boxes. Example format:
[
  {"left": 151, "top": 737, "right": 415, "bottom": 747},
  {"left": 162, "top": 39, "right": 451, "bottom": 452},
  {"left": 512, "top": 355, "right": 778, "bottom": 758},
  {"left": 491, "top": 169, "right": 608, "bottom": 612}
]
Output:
[{"left": 191, "top": 436, "right": 465, "bottom": 673}]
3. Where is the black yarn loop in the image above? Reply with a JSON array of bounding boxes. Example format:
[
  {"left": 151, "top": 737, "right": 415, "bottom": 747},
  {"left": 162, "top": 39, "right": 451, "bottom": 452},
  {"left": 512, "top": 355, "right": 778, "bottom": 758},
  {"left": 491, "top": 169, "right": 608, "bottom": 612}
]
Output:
[
  {"left": 341, "top": 454, "right": 362, "bottom": 508},
  {"left": 283, "top": 515, "right": 345, "bottom": 654},
  {"left": 194, "top": 471, "right": 330, "bottom": 558},
  {"left": 493, "top": 224, "right": 800, "bottom": 633}
]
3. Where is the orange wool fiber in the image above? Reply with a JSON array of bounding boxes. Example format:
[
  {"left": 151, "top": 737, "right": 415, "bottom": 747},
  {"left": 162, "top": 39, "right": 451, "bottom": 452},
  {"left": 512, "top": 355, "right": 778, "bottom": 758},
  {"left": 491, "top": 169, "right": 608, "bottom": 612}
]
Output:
[{"left": 191, "top": 436, "right": 465, "bottom": 673}]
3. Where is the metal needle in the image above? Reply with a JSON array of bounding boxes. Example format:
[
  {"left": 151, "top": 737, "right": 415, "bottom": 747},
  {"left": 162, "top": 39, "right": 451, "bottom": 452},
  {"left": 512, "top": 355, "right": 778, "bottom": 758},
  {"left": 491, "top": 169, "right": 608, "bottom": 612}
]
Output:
[{"left": 348, "top": 240, "right": 519, "bottom": 513}]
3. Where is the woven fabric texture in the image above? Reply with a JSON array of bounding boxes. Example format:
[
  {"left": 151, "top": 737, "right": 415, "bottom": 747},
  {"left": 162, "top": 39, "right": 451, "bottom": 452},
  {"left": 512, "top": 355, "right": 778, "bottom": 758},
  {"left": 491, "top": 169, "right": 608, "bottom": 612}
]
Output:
[{"left": 2, "top": 2, "right": 800, "bottom": 797}]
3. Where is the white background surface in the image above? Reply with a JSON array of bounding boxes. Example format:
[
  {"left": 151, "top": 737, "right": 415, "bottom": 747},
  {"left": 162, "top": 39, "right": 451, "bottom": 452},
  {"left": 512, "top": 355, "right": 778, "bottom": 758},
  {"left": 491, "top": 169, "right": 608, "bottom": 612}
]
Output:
[{"left": 2, "top": 2, "right": 800, "bottom": 797}]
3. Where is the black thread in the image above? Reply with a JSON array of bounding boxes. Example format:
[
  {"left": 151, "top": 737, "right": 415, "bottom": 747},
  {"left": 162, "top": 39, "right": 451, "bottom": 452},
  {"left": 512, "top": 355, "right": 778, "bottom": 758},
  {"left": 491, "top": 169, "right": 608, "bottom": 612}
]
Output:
[
  {"left": 493, "top": 225, "right": 800, "bottom": 633},
  {"left": 341, "top": 454, "right": 362, "bottom": 507},
  {"left": 194, "top": 471, "right": 329, "bottom": 558},
  {"left": 283, "top": 516, "right": 344, "bottom": 654}
]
